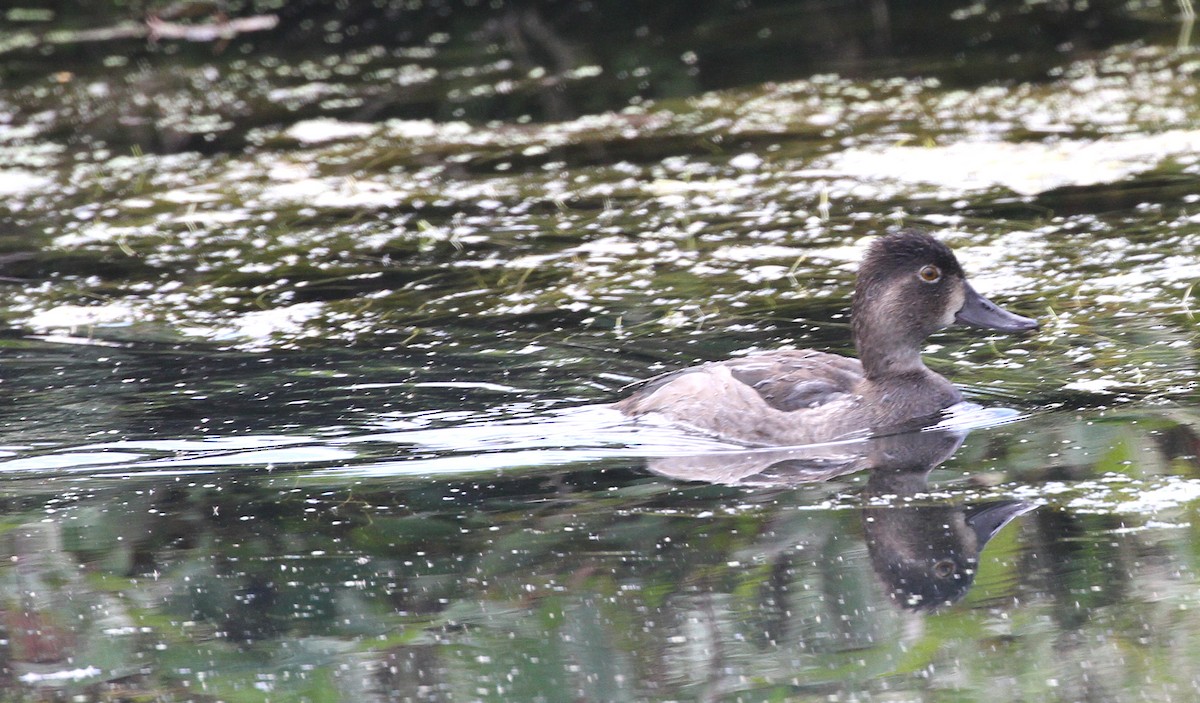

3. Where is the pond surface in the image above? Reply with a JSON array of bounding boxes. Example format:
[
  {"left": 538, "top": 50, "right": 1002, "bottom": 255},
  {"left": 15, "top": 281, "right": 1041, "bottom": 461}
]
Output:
[{"left": 2, "top": 1, "right": 1200, "bottom": 701}]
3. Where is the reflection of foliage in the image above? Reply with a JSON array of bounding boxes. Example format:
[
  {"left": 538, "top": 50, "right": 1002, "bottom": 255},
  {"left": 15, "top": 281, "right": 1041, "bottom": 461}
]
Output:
[{"left": 0, "top": 405, "right": 1183, "bottom": 699}]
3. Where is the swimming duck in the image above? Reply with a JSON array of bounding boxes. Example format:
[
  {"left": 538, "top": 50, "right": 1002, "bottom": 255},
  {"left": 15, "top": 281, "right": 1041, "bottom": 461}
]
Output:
[{"left": 614, "top": 229, "right": 1038, "bottom": 445}]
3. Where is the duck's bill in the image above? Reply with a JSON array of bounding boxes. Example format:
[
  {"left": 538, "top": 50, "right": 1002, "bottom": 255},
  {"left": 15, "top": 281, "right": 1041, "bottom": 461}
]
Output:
[
  {"left": 955, "top": 283, "right": 1039, "bottom": 331},
  {"left": 964, "top": 500, "right": 1037, "bottom": 543}
]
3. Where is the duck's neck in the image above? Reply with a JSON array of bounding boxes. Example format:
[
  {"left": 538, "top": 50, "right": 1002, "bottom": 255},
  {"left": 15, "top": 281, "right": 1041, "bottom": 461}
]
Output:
[
  {"left": 855, "top": 339, "right": 928, "bottom": 380},
  {"left": 851, "top": 285, "right": 932, "bottom": 381}
]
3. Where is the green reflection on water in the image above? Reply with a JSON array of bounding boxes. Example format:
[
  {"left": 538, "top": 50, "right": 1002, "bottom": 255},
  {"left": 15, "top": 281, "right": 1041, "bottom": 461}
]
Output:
[{"left": 3, "top": 410, "right": 1199, "bottom": 701}]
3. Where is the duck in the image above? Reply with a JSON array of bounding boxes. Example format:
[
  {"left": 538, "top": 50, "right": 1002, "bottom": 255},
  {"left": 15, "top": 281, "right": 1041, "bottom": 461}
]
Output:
[{"left": 614, "top": 229, "right": 1038, "bottom": 445}]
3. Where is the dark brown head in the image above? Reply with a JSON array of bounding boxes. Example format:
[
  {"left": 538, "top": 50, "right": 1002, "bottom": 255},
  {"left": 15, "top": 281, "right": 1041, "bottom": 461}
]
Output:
[{"left": 851, "top": 229, "right": 1037, "bottom": 378}]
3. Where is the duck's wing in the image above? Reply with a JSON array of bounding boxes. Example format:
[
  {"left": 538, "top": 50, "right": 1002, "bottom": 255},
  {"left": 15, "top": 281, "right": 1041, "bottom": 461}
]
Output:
[
  {"left": 721, "top": 350, "right": 863, "bottom": 413},
  {"left": 617, "top": 349, "right": 863, "bottom": 416}
]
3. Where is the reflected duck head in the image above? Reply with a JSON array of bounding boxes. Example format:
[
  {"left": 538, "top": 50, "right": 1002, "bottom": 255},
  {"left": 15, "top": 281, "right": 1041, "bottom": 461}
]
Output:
[
  {"left": 852, "top": 229, "right": 1038, "bottom": 379},
  {"left": 864, "top": 468, "right": 1034, "bottom": 610}
]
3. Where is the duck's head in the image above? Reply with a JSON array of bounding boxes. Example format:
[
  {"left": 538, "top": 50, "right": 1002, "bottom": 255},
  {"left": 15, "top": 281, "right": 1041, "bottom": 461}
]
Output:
[{"left": 851, "top": 229, "right": 1037, "bottom": 376}]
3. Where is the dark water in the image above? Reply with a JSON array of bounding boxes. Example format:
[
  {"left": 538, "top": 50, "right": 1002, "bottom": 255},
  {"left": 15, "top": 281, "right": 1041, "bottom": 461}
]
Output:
[{"left": 2, "top": 1, "right": 1200, "bottom": 701}]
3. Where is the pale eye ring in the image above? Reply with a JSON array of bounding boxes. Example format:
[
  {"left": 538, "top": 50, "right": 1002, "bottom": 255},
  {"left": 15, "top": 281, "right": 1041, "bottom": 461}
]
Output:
[
  {"left": 918, "top": 264, "right": 941, "bottom": 283},
  {"left": 933, "top": 559, "right": 956, "bottom": 579}
]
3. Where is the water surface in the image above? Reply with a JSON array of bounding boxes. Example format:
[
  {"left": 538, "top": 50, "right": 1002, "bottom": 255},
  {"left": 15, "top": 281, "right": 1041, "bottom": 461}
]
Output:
[{"left": 1, "top": 2, "right": 1200, "bottom": 700}]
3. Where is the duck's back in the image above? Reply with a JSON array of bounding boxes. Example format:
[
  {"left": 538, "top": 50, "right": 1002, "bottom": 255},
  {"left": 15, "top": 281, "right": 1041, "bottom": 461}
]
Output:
[
  {"left": 614, "top": 350, "right": 867, "bottom": 444},
  {"left": 714, "top": 350, "right": 863, "bottom": 411}
]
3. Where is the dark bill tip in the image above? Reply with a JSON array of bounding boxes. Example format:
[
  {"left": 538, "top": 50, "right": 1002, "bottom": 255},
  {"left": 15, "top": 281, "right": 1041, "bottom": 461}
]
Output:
[{"left": 955, "top": 282, "right": 1039, "bottom": 332}]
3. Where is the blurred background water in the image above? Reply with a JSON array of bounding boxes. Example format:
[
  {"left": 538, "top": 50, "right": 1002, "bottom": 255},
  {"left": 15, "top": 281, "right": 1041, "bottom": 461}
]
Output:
[{"left": 2, "top": 0, "right": 1200, "bottom": 700}]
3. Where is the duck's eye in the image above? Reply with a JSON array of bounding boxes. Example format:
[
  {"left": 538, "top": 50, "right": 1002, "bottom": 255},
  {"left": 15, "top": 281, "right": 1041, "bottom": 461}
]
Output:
[{"left": 918, "top": 265, "right": 941, "bottom": 283}]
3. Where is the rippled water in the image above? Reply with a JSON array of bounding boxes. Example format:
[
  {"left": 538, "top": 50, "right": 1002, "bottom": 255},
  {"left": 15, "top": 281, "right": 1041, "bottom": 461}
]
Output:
[{"left": 2, "top": 2, "right": 1200, "bottom": 701}]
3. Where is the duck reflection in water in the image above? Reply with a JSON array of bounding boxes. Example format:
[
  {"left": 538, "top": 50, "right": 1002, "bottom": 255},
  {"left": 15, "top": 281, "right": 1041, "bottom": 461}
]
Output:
[
  {"left": 863, "top": 460, "right": 1034, "bottom": 610},
  {"left": 647, "top": 416, "right": 1033, "bottom": 610}
]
